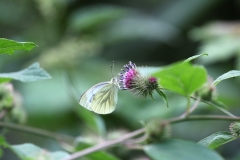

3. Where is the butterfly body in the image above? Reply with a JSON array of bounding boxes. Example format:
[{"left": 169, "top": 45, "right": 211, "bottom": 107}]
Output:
[{"left": 79, "top": 77, "right": 119, "bottom": 114}]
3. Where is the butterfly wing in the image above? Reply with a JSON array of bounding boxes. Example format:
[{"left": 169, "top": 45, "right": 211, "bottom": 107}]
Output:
[{"left": 79, "top": 81, "right": 118, "bottom": 114}]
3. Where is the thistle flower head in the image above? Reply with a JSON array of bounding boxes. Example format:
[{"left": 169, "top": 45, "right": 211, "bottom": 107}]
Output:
[
  {"left": 119, "top": 61, "right": 138, "bottom": 90},
  {"left": 119, "top": 61, "right": 159, "bottom": 98}
]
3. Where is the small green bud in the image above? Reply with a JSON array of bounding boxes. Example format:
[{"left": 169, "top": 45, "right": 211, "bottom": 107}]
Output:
[
  {"left": 229, "top": 122, "right": 240, "bottom": 138},
  {"left": 195, "top": 76, "right": 217, "bottom": 101},
  {"left": 145, "top": 119, "right": 171, "bottom": 143},
  {"left": 0, "top": 83, "right": 26, "bottom": 123},
  {"left": 0, "top": 83, "right": 14, "bottom": 110},
  {"left": 10, "top": 107, "right": 27, "bottom": 124}
]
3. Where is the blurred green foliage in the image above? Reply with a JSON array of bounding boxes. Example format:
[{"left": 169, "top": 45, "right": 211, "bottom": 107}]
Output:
[{"left": 1, "top": 0, "right": 240, "bottom": 159}]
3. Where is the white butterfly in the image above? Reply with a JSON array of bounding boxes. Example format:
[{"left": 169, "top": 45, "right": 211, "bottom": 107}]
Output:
[{"left": 79, "top": 77, "right": 119, "bottom": 114}]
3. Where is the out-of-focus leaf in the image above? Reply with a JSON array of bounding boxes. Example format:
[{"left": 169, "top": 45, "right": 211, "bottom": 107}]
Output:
[
  {"left": 0, "top": 62, "right": 51, "bottom": 82},
  {"left": 76, "top": 106, "right": 106, "bottom": 136},
  {"left": 69, "top": 5, "right": 128, "bottom": 32},
  {"left": 101, "top": 16, "right": 179, "bottom": 44},
  {"left": 213, "top": 70, "right": 240, "bottom": 86},
  {"left": 190, "top": 22, "right": 240, "bottom": 64},
  {"left": 75, "top": 139, "right": 120, "bottom": 160},
  {"left": 144, "top": 139, "right": 223, "bottom": 160},
  {"left": 0, "top": 38, "right": 37, "bottom": 55},
  {"left": 153, "top": 62, "right": 207, "bottom": 96},
  {"left": 198, "top": 131, "right": 235, "bottom": 149},
  {"left": 184, "top": 53, "right": 208, "bottom": 62},
  {"left": 193, "top": 37, "right": 240, "bottom": 64},
  {"left": 11, "top": 143, "right": 69, "bottom": 160}
]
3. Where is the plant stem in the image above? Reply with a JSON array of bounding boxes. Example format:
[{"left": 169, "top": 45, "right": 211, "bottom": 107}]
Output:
[
  {"left": 0, "top": 121, "right": 75, "bottom": 144},
  {"left": 62, "top": 128, "right": 145, "bottom": 160},
  {"left": 190, "top": 96, "right": 236, "bottom": 117},
  {"left": 186, "top": 96, "right": 191, "bottom": 116},
  {"left": 64, "top": 114, "right": 240, "bottom": 160},
  {"left": 168, "top": 115, "right": 240, "bottom": 124},
  {"left": 180, "top": 97, "right": 200, "bottom": 118}
]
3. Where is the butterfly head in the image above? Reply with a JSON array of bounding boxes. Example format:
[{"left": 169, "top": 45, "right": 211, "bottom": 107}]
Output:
[{"left": 111, "top": 77, "right": 120, "bottom": 88}]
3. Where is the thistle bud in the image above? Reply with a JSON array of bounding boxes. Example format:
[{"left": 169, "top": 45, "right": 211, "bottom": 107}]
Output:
[
  {"left": 229, "top": 122, "right": 240, "bottom": 138},
  {"left": 195, "top": 76, "right": 217, "bottom": 101},
  {"left": 0, "top": 83, "right": 26, "bottom": 123},
  {"left": 145, "top": 119, "right": 171, "bottom": 143},
  {"left": 0, "top": 83, "right": 14, "bottom": 110}
]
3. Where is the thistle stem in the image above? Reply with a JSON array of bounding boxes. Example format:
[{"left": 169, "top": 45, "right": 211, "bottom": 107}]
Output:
[{"left": 168, "top": 115, "right": 240, "bottom": 124}]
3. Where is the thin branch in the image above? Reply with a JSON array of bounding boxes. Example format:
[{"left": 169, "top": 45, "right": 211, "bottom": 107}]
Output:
[
  {"left": 180, "top": 97, "right": 200, "bottom": 118},
  {"left": 186, "top": 96, "right": 191, "bottom": 115},
  {"left": 62, "top": 128, "right": 145, "bottom": 160},
  {"left": 64, "top": 114, "right": 240, "bottom": 160},
  {"left": 191, "top": 96, "right": 236, "bottom": 117},
  {"left": 0, "top": 121, "right": 75, "bottom": 144},
  {"left": 124, "top": 133, "right": 148, "bottom": 145},
  {"left": 168, "top": 115, "right": 240, "bottom": 124}
]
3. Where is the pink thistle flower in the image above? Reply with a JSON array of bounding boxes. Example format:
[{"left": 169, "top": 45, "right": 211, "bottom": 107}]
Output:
[
  {"left": 119, "top": 61, "right": 139, "bottom": 90},
  {"left": 119, "top": 61, "right": 159, "bottom": 98}
]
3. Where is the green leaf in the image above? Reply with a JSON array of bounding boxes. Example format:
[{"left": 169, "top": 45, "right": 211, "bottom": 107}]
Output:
[
  {"left": 184, "top": 53, "right": 208, "bottom": 62},
  {"left": 153, "top": 62, "right": 207, "bottom": 96},
  {"left": 0, "top": 62, "right": 51, "bottom": 82},
  {"left": 194, "top": 37, "right": 240, "bottom": 64},
  {"left": 198, "top": 131, "right": 235, "bottom": 149},
  {"left": 213, "top": 70, "right": 240, "bottom": 86},
  {"left": 0, "top": 38, "right": 37, "bottom": 55},
  {"left": 0, "top": 78, "right": 11, "bottom": 84},
  {"left": 0, "top": 135, "right": 8, "bottom": 148},
  {"left": 156, "top": 88, "right": 169, "bottom": 107},
  {"left": 0, "top": 135, "right": 9, "bottom": 158},
  {"left": 11, "top": 143, "right": 69, "bottom": 160},
  {"left": 144, "top": 139, "right": 223, "bottom": 160}
]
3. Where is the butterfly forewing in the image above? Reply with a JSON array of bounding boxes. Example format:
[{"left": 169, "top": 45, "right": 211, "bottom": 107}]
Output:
[
  {"left": 90, "top": 83, "right": 118, "bottom": 114},
  {"left": 79, "top": 82, "right": 110, "bottom": 111},
  {"left": 79, "top": 78, "right": 118, "bottom": 114}
]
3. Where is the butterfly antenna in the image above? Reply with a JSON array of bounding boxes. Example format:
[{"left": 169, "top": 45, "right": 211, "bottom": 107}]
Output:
[{"left": 111, "top": 61, "right": 114, "bottom": 78}]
